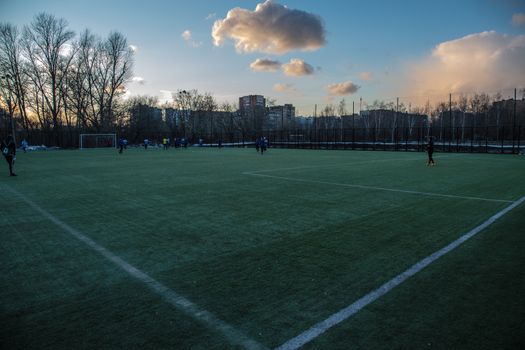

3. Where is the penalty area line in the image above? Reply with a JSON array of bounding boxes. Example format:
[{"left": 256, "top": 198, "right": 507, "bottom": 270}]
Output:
[
  {"left": 3, "top": 185, "right": 267, "bottom": 350},
  {"left": 244, "top": 173, "right": 513, "bottom": 204},
  {"left": 275, "top": 195, "right": 525, "bottom": 350}
]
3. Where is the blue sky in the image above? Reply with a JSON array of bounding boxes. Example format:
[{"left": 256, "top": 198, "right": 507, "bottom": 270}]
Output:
[{"left": 1, "top": 0, "right": 524, "bottom": 115}]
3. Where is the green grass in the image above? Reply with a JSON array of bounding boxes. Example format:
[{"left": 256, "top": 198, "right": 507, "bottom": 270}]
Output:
[{"left": 1, "top": 147, "right": 524, "bottom": 349}]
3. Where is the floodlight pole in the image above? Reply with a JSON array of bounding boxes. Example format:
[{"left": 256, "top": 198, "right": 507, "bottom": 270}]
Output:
[
  {"left": 513, "top": 88, "right": 517, "bottom": 153},
  {"left": 449, "top": 93, "right": 452, "bottom": 152},
  {"left": 352, "top": 101, "right": 355, "bottom": 150}
]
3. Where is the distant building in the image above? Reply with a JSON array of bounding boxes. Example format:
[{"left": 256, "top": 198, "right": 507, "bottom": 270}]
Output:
[
  {"left": 238, "top": 95, "right": 267, "bottom": 134},
  {"left": 267, "top": 104, "right": 296, "bottom": 129},
  {"left": 239, "top": 95, "right": 266, "bottom": 111}
]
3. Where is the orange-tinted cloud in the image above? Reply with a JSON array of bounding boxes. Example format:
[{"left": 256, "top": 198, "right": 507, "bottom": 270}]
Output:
[
  {"left": 359, "top": 71, "right": 373, "bottom": 81},
  {"left": 405, "top": 31, "right": 525, "bottom": 98},
  {"left": 282, "top": 59, "right": 314, "bottom": 76},
  {"left": 250, "top": 58, "right": 281, "bottom": 72},
  {"left": 327, "top": 81, "right": 360, "bottom": 96}
]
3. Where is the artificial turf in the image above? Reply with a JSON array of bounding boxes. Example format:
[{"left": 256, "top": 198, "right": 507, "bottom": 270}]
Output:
[{"left": 1, "top": 147, "right": 524, "bottom": 349}]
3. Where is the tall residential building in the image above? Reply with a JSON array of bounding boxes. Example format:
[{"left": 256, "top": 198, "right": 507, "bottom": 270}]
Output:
[
  {"left": 239, "top": 95, "right": 266, "bottom": 110},
  {"left": 268, "top": 104, "right": 296, "bottom": 129},
  {"left": 239, "top": 95, "right": 267, "bottom": 133}
]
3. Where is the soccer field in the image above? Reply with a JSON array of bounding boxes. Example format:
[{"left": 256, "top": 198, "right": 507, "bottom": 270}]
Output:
[{"left": 1, "top": 147, "right": 524, "bottom": 349}]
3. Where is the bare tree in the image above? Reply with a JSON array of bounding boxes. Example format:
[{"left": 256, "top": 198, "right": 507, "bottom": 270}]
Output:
[
  {"left": 22, "top": 13, "right": 76, "bottom": 144},
  {"left": 0, "top": 23, "right": 30, "bottom": 133},
  {"left": 102, "top": 32, "right": 133, "bottom": 130},
  {"left": 217, "top": 101, "right": 236, "bottom": 141},
  {"left": 455, "top": 94, "right": 467, "bottom": 142}
]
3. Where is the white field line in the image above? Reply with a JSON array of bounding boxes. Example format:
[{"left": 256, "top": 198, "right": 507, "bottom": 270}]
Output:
[
  {"left": 243, "top": 154, "right": 463, "bottom": 176},
  {"left": 275, "top": 195, "right": 525, "bottom": 350},
  {"left": 245, "top": 173, "right": 513, "bottom": 203},
  {"left": 3, "top": 185, "right": 267, "bottom": 350},
  {"left": 243, "top": 158, "right": 420, "bottom": 175}
]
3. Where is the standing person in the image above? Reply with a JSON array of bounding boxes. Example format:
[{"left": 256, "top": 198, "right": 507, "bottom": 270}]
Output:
[
  {"left": 260, "top": 137, "right": 267, "bottom": 155},
  {"left": 427, "top": 137, "right": 435, "bottom": 166},
  {"left": 118, "top": 137, "right": 125, "bottom": 154},
  {"left": 1, "top": 134, "right": 17, "bottom": 176},
  {"left": 162, "top": 137, "right": 167, "bottom": 150},
  {"left": 255, "top": 138, "right": 260, "bottom": 153},
  {"left": 144, "top": 138, "right": 149, "bottom": 150},
  {"left": 21, "top": 139, "right": 28, "bottom": 153},
  {"left": 218, "top": 139, "right": 223, "bottom": 149}
]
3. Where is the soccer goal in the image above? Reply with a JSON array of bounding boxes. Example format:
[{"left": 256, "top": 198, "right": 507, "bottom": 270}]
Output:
[{"left": 79, "top": 134, "right": 117, "bottom": 149}]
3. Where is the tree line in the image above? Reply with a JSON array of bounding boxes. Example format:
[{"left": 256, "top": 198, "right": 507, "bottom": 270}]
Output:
[{"left": 0, "top": 13, "right": 133, "bottom": 145}]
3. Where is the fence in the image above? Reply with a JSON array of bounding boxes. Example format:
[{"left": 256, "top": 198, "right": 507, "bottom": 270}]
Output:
[
  {"left": 9, "top": 124, "right": 523, "bottom": 154},
  {"left": 264, "top": 125, "right": 523, "bottom": 154}
]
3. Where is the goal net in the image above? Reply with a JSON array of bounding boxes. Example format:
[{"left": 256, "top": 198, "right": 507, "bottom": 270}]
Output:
[{"left": 79, "top": 134, "right": 117, "bottom": 149}]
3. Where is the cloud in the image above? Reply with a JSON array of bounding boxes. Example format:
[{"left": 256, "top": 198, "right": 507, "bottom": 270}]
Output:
[
  {"left": 181, "top": 30, "right": 202, "bottom": 48},
  {"left": 212, "top": 0, "right": 325, "bottom": 54},
  {"left": 274, "top": 83, "right": 294, "bottom": 92},
  {"left": 206, "top": 13, "right": 216, "bottom": 20},
  {"left": 282, "top": 58, "right": 314, "bottom": 76},
  {"left": 359, "top": 71, "right": 373, "bottom": 81},
  {"left": 273, "top": 83, "right": 302, "bottom": 97},
  {"left": 327, "top": 81, "right": 360, "bottom": 96},
  {"left": 405, "top": 31, "right": 525, "bottom": 97},
  {"left": 129, "top": 44, "right": 138, "bottom": 52},
  {"left": 512, "top": 13, "right": 525, "bottom": 26},
  {"left": 250, "top": 58, "right": 282, "bottom": 72},
  {"left": 131, "top": 76, "right": 145, "bottom": 85},
  {"left": 181, "top": 30, "right": 192, "bottom": 41}
]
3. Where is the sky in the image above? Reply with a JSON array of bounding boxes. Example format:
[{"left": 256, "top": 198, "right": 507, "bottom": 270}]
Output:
[{"left": 1, "top": 0, "right": 524, "bottom": 115}]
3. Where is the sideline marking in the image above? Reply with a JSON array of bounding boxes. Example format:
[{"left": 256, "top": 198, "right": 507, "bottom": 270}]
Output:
[
  {"left": 243, "top": 157, "right": 423, "bottom": 175},
  {"left": 275, "top": 195, "right": 525, "bottom": 350},
  {"left": 244, "top": 173, "right": 513, "bottom": 203},
  {"left": 243, "top": 154, "right": 463, "bottom": 175},
  {"left": 3, "top": 185, "right": 267, "bottom": 350}
]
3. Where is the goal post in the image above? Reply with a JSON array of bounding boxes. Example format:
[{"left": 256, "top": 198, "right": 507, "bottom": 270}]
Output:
[{"left": 79, "top": 134, "right": 117, "bottom": 149}]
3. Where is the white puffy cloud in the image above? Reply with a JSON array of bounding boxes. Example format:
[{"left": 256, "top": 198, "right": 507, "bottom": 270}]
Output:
[
  {"left": 212, "top": 0, "right": 325, "bottom": 54},
  {"left": 512, "top": 13, "right": 525, "bottom": 26},
  {"left": 129, "top": 44, "right": 138, "bottom": 52},
  {"left": 250, "top": 58, "right": 282, "bottom": 72},
  {"left": 327, "top": 81, "right": 360, "bottom": 96},
  {"left": 181, "top": 30, "right": 192, "bottom": 41},
  {"left": 181, "top": 30, "right": 202, "bottom": 48},
  {"left": 359, "top": 71, "right": 373, "bottom": 81},
  {"left": 131, "top": 76, "right": 145, "bottom": 84},
  {"left": 282, "top": 58, "right": 314, "bottom": 76},
  {"left": 406, "top": 31, "right": 525, "bottom": 97}
]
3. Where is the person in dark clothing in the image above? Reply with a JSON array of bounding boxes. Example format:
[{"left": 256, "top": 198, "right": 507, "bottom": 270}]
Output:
[
  {"left": 118, "top": 138, "right": 125, "bottom": 154},
  {"left": 260, "top": 137, "right": 267, "bottom": 155},
  {"left": 255, "top": 138, "right": 260, "bottom": 153},
  {"left": 1, "top": 134, "right": 17, "bottom": 176},
  {"left": 426, "top": 137, "right": 435, "bottom": 166}
]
